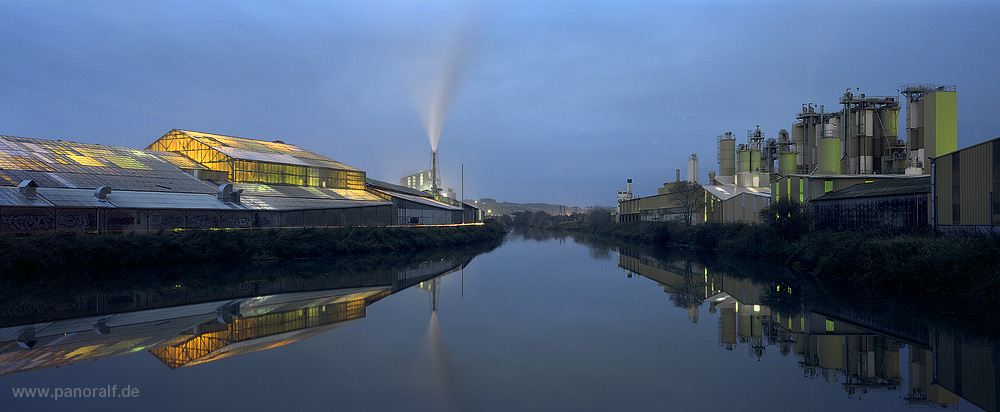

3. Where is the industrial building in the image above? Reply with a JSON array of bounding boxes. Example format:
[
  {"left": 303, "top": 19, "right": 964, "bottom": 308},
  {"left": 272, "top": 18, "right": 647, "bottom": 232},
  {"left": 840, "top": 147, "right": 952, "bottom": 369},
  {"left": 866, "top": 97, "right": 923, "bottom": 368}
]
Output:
[{"left": 0, "top": 130, "right": 480, "bottom": 232}]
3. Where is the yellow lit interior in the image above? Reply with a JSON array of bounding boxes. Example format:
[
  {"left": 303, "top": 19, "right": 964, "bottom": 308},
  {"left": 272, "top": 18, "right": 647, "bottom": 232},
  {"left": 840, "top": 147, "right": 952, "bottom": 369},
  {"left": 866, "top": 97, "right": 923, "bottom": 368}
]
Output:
[{"left": 147, "top": 130, "right": 366, "bottom": 190}]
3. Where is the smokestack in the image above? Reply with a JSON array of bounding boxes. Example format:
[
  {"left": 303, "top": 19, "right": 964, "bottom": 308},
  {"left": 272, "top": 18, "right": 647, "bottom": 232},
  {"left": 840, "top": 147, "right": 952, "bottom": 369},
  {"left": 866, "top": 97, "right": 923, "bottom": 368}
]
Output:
[
  {"left": 431, "top": 151, "right": 441, "bottom": 194},
  {"left": 676, "top": 169, "right": 681, "bottom": 182},
  {"left": 627, "top": 178, "right": 632, "bottom": 194}
]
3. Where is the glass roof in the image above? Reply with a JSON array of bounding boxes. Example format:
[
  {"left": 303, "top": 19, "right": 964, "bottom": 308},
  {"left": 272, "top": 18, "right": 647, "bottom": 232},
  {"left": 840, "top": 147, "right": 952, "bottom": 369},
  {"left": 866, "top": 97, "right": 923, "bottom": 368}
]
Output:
[
  {"left": 0, "top": 135, "right": 217, "bottom": 193},
  {"left": 174, "top": 130, "right": 360, "bottom": 171}
]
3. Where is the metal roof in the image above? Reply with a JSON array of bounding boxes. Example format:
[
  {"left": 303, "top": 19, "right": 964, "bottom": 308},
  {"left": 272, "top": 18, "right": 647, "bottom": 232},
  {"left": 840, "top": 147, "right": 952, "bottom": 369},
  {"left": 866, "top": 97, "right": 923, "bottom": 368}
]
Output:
[
  {"left": 239, "top": 196, "right": 389, "bottom": 211},
  {"left": 377, "top": 189, "right": 463, "bottom": 211},
  {"left": 0, "top": 187, "right": 54, "bottom": 207},
  {"left": 366, "top": 177, "right": 433, "bottom": 198},
  {"left": 34, "top": 188, "right": 111, "bottom": 208},
  {"left": 703, "top": 185, "right": 772, "bottom": 202},
  {"left": 812, "top": 176, "right": 931, "bottom": 201},
  {"left": 104, "top": 190, "right": 248, "bottom": 210},
  {"left": 232, "top": 183, "right": 385, "bottom": 202}
]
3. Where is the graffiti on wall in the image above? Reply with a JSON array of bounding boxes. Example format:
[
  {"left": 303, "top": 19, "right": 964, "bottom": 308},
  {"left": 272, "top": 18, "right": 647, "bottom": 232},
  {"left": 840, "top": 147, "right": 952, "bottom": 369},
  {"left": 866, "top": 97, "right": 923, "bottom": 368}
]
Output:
[
  {"left": 106, "top": 216, "right": 136, "bottom": 226},
  {"left": 3, "top": 215, "right": 51, "bottom": 231},
  {"left": 226, "top": 217, "right": 250, "bottom": 227},
  {"left": 57, "top": 214, "right": 95, "bottom": 229},
  {"left": 189, "top": 214, "right": 220, "bottom": 227}
]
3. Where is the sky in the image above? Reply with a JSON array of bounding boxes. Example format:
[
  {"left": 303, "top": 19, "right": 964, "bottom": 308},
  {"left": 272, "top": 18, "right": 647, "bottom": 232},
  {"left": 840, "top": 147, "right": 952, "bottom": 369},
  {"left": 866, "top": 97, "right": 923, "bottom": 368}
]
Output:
[{"left": 2, "top": 0, "right": 999, "bottom": 207}]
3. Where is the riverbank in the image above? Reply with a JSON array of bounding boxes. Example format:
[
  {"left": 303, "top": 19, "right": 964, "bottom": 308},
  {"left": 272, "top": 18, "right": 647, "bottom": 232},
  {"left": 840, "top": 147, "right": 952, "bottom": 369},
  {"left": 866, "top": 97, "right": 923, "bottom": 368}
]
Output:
[
  {"left": 0, "top": 221, "right": 506, "bottom": 275},
  {"left": 514, "top": 206, "right": 1000, "bottom": 303}
]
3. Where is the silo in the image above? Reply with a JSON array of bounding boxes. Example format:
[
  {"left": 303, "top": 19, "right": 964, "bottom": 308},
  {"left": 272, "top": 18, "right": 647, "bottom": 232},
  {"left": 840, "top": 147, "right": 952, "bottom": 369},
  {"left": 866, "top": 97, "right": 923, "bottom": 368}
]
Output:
[
  {"left": 817, "top": 335, "right": 844, "bottom": 370},
  {"left": 778, "top": 151, "right": 798, "bottom": 174},
  {"left": 816, "top": 137, "right": 841, "bottom": 174},
  {"left": 750, "top": 150, "right": 761, "bottom": 172},
  {"left": 719, "top": 135, "right": 736, "bottom": 176},
  {"left": 737, "top": 148, "right": 751, "bottom": 173},
  {"left": 880, "top": 108, "right": 899, "bottom": 140},
  {"left": 720, "top": 307, "right": 737, "bottom": 347}
]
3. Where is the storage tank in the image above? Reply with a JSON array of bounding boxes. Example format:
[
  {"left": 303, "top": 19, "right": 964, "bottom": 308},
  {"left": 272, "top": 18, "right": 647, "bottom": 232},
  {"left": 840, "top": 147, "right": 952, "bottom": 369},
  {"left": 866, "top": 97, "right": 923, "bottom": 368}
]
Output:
[
  {"left": 719, "top": 135, "right": 736, "bottom": 176},
  {"left": 749, "top": 150, "right": 761, "bottom": 172},
  {"left": 778, "top": 151, "right": 798, "bottom": 174},
  {"left": 816, "top": 137, "right": 841, "bottom": 174}
]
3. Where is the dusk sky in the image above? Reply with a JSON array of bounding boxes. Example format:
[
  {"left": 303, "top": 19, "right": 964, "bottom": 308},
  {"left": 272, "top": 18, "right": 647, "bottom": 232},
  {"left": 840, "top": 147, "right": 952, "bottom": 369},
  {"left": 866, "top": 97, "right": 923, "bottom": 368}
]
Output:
[{"left": 2, "top": 1, "right": 999, "bottom": 207}]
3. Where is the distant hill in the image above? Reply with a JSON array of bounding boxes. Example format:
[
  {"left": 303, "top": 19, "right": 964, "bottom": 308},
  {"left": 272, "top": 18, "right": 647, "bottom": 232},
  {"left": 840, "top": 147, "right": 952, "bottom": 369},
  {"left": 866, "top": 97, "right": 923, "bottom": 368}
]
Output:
[{"left": 467, "top": 198, "right": 582, "bottom": 216}]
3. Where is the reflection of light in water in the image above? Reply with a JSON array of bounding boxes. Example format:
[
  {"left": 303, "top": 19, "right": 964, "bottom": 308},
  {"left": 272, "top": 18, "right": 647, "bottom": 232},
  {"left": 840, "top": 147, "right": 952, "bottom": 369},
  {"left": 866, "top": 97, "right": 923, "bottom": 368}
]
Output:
[{"left": 424, "top": 311, "right": 462, "bottom": 412}]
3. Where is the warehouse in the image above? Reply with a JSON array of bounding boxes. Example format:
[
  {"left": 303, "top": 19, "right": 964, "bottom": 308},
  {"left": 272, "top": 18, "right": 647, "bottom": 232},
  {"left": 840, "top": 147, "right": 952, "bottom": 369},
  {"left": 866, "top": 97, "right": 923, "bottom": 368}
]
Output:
[
  {"left": 930, "top": 135, "right": 1000, "bottom": 230},
  {"left": 810, "top": 177, "right": 930, "bottom": 231},
  {"left": 0, "top": 130, "right": 477, "bottom": 232}
]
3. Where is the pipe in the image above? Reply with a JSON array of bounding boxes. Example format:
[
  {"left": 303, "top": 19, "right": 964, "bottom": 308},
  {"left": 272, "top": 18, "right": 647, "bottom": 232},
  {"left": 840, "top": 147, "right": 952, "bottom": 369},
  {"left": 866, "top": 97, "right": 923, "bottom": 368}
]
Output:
[{"left": 930, "top": 157, "right": 937, "bottom": 230}]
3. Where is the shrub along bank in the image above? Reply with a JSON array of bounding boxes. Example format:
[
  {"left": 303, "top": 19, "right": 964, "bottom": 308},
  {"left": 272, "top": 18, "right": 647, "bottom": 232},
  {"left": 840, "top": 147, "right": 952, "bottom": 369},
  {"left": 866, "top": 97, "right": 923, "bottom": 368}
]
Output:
[
  {"left": 0, "top": 220, "right": 506, "bottom": 275},
  {"left": 522, "top": 200, "right": 1000, "bottom": 302}
]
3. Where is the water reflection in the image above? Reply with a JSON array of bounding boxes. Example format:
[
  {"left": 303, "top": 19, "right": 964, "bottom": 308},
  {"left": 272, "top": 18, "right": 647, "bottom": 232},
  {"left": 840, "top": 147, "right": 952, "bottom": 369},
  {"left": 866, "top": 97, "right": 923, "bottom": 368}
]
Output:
[
  {"left": 0, "top": 255, "right": 474, "bottom": 377},
  {"left": 617, "top": 248, "right": 995, "bottom": 411}
]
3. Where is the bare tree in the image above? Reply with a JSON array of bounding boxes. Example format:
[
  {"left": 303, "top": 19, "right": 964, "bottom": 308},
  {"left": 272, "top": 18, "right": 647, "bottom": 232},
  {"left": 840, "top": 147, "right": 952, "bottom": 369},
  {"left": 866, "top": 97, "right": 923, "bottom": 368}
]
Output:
[{"left": 673, "top": 180, "right": 705, "bottom": 226}]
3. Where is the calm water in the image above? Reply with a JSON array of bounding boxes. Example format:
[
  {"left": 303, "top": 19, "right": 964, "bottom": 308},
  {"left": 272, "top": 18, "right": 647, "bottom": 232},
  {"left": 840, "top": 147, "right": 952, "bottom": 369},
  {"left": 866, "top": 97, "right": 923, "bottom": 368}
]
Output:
[{"left": 0, "top": 231, "right": 993, "bottom": 411}]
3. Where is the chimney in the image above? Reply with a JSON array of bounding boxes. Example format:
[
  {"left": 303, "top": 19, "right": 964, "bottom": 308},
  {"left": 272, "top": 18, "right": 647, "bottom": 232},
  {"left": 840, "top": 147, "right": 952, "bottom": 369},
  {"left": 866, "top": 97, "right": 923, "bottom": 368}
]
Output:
[
  {"left": 676, "top": 169, "right": 681, "bottom": 182},
  {"left": 708, "top": 171, "right": 716, "bottom": 183},
  {"left": 627, "top": 178, "right": 632, "bottom": 195}
]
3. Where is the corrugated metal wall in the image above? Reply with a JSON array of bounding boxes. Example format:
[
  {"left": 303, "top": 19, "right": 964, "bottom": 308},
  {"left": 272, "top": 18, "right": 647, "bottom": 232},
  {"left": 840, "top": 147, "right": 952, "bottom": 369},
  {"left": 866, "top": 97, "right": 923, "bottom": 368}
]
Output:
[{"left": 934, "top": 138, "right": 999, "bottom": 227}]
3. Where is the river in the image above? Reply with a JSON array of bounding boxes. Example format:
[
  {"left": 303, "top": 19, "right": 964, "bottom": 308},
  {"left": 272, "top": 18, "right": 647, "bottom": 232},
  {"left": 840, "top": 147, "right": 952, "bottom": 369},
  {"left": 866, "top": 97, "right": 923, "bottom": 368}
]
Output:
[{"left": 0, "top": 230, "right": 993, "bottom": 411}]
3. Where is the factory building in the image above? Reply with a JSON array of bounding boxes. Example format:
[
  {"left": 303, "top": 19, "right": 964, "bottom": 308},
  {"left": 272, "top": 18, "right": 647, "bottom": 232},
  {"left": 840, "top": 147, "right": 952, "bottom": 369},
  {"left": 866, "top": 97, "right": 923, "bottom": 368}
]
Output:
[
  {"left": 702, "top": 184, "right": 771, "bottom": 223},
  {"left": 0, "top": 130, "right": 478, "bottom": 232},
  {"left": 401, "top": 169, "right": 434, "bottom": 192},
  {"left": 930, "top": 135, "right": 1000, "bottom": 230},
  {"left": 616, "top": 176, "right": 769, "bottom": 224}
]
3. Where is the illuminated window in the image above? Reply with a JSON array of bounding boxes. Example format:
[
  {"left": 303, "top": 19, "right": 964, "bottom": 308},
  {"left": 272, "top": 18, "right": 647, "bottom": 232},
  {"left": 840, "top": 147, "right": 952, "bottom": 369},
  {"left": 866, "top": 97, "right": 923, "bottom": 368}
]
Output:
[{"left": 824, "top": 180, "right": 833, "bottom": 193}]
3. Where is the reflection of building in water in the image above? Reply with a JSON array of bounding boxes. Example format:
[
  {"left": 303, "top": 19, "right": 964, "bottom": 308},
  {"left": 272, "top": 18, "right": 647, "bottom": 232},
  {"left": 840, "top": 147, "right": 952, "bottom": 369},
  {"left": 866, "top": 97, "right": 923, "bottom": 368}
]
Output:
[
  {"left": 906, "top": 345, "right": 960, "bottom": 408},
  {"left": 0, "top": 258, "right": 469, "bottom": 376},
  {"left": 930, "top": 332, "right": 1000, "bottom": 412},
  {"left": 792, "top": 322, "right": 902, "bottom": 397},
  {"left": 617, "top": 250, "right": 724, "bottom": 324},
  {"left": 0, "top": 287, "right": 388, "bottom": 376},
  {"left": 616, "top": 250, "right": 907, "bottom": 397},
  {"left": 149, "top": 288, "right": 388, "bottom": 369}
]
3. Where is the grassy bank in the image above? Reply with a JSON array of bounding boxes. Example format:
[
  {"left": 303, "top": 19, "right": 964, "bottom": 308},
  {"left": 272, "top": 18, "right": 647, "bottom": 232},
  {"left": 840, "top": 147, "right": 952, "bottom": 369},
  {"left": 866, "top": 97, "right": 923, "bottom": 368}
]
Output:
[{"left": 0, "top": 220, "right": 506, "bottom": 275}]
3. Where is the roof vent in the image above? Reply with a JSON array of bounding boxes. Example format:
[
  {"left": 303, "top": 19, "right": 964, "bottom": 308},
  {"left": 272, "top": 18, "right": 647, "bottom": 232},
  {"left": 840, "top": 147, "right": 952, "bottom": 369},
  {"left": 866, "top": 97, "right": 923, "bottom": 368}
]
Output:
[
  {"left": 17, "top": 328, "right": 36, "bottom": 350},
  {"left": 230, "top": 189, "right": 244, "bottom": 204},
  {"left": 94, "top": 186, "right": 111, "bottom": 202},
  {"left": 93, "top": 319, "right": 110, "bottom": 335},
  {"left": 18, "top": 180, "right": 37, "bottom": 200},
  {"left": 218, "top": 183, "right": 233, "bottom": 202}
]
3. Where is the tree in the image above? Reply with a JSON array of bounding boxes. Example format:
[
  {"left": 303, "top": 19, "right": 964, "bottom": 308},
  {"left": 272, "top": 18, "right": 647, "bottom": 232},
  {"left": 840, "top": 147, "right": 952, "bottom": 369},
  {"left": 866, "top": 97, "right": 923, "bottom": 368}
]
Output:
[{"left": 673, "top": 181, "right": 706, "bottom": 227}]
